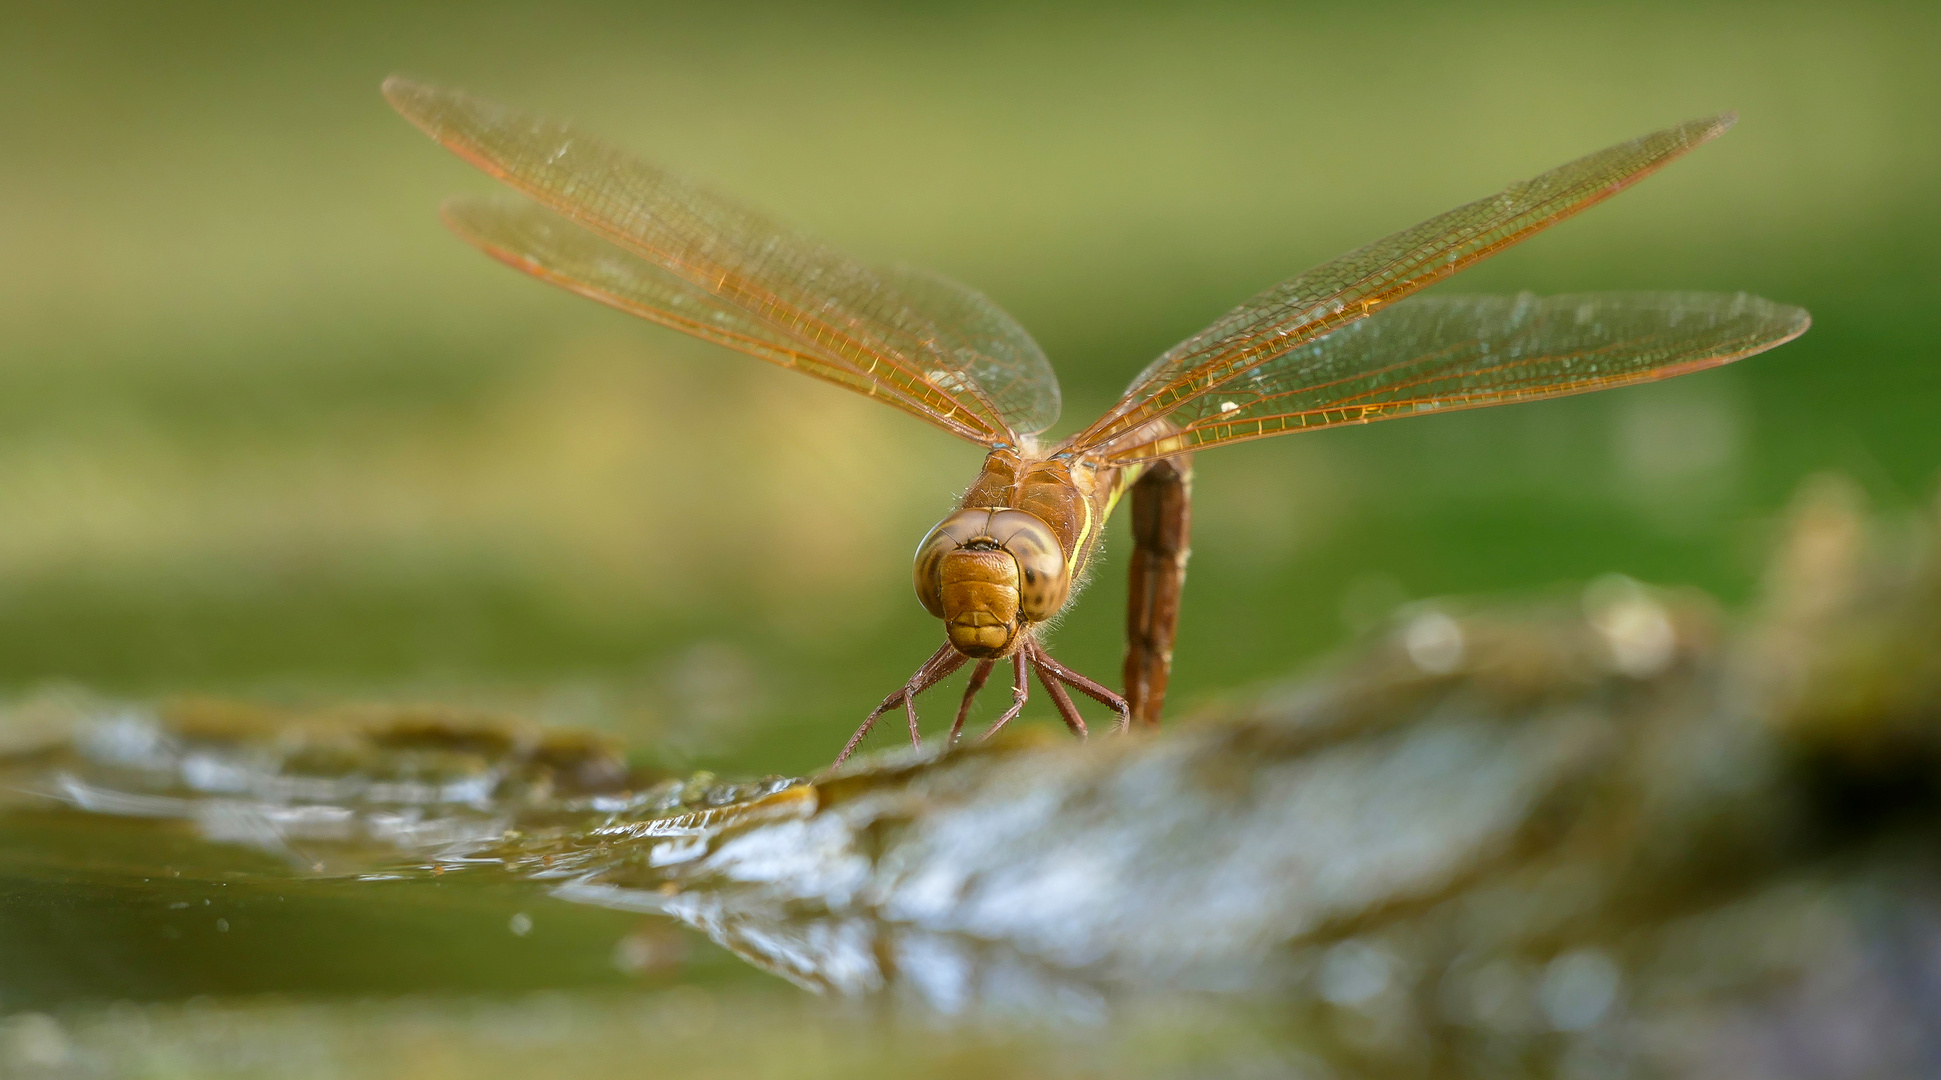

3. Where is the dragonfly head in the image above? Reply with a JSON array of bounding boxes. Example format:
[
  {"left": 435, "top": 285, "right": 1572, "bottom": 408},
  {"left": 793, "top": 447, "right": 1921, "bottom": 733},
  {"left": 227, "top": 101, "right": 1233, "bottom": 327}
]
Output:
[{"left": 914, "top": 508, "right": 1071, "bottom": 659}]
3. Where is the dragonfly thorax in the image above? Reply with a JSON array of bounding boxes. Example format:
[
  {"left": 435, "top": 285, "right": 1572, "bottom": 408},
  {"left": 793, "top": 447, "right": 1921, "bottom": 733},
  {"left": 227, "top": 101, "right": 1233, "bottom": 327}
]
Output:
[{"left": 914, "top": 508, "right": 1071, "bottom": 659}]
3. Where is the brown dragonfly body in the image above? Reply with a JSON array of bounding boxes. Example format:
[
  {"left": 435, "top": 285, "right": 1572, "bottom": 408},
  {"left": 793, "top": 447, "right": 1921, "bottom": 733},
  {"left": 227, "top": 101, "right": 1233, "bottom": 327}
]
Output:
[
  {"left": 384, "top": 78, "right": 1811, "bottom": 766},
  {"left": 864, "top": 441, "right": 1171, "bottom": 759}
]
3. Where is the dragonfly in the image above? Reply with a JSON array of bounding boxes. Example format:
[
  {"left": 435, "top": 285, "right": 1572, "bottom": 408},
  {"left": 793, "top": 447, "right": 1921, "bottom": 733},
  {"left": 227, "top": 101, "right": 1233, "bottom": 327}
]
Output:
[{"left": 384, "top": 78, "right": 1809, "bottom": 766}]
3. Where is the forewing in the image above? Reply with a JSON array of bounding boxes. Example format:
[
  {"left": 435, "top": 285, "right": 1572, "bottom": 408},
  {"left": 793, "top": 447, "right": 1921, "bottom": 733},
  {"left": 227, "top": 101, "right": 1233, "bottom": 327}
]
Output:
[
  {"left": 444, "top": 197, "right": 991, "bottom": 439},
  {"left": 1094, "top": 292, "right": 1810, "bottom": 463},
  {"left": 1076, "top": 115, "right": 1737, "bottom": 451},
  {"left": 877, "top": 265, "right": 1060, "bottom": 435},
  {"left": 386, "top": 77, "right": 1059, "bottom": 443}
]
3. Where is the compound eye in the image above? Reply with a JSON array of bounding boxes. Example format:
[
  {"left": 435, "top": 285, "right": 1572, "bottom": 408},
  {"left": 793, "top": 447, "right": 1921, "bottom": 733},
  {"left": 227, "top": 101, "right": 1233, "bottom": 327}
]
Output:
[
  {"left": 912, "top": 509, "right": 992, "bottom": 618},
  {"left": 986, "top": 509, "right": 1070, "bottom": 622}
]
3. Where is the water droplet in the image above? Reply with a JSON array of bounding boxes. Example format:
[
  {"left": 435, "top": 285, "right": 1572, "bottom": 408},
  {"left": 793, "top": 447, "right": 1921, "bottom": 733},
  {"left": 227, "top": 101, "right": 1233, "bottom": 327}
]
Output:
[
  {"left": 1538, "top": 948, "right": 1621, "bottom": 1031},
  {"left": 1584, "top": 576, "right": 1676, "bottom": 678},
  {"left": 1317, "top": 940, "right": 1393, "bottom": 1006},
  {"left": 1402, "top": 611, "right": 1464, "bottom": 674}
]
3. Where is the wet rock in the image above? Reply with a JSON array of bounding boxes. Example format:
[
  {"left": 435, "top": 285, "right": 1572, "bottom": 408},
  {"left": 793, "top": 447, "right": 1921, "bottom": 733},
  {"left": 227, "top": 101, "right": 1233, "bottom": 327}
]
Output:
[{"left": 8, "top": 473, "right": 1941, "bottom": 1076}]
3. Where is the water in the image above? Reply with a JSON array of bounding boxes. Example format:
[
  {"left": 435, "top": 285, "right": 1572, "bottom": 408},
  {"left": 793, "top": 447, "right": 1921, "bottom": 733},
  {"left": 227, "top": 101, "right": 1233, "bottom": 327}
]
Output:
[{"left": 5, "top": 476, "right": 1941, "bottom": 1076}]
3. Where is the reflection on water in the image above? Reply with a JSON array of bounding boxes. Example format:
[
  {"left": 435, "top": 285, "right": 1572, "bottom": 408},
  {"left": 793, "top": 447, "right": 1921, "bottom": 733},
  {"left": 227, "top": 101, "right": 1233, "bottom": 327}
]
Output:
[{"left": 5, "top": 473, "right": 1941, "bottom": 1076}]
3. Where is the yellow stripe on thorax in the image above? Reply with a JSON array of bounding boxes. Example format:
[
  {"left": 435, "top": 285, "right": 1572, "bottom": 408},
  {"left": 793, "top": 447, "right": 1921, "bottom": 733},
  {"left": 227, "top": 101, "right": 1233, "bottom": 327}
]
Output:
[
  {"left": 1066, "top": 485, "right": 1096, "bottom": 578},
  {"left": 1066, "top": 460, "right": 1148, "bottom": 581}
]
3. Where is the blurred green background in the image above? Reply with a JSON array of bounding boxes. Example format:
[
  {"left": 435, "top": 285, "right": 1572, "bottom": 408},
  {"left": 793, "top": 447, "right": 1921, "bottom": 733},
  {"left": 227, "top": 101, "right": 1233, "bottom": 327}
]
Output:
[{"left": 1, "top": 0, "right": 1935, "bottom": 775}]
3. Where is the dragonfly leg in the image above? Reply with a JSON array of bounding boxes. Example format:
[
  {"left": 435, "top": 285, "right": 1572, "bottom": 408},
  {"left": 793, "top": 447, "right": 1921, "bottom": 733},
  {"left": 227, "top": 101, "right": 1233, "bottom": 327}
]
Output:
[
  {"left": 832, "top": 642, "right": 964, "bottom": 769},
  {"left": 977, "top": 654, "right": 1031, "bottom": 741},
  {"left": 903, "top": 645, "right": 968, "bottom": 749},
  {"left": 1123, "top": 456, "right": 1193, "bottom": 731},
  {"left": 1034, "top": 649, "right": 1132, "bottom": 732},
  {"left": 1030, "top": 649, "right": 1088, "bottom": 740},
  {"left": 948, "top": 659, "right": 997, "bottom": 746}
]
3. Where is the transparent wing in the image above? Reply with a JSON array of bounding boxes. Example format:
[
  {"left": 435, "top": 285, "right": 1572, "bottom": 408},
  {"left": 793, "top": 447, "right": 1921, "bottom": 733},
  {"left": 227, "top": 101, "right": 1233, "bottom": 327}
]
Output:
[
  {"left": 875, "top": 265, "right": 1059, "bottom": 436},
  {"left": 385, "top": 77, "right": 1061, "bottom": 443},
  {"left": 1093, "top": 292, "right": 1810, "bottom": 463},
  {"left": 444, "top": 197, "right": 993, "bottom": 440},
  {"left": 1075, "top": 115, "right": 1737, "bottom": 452}
]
